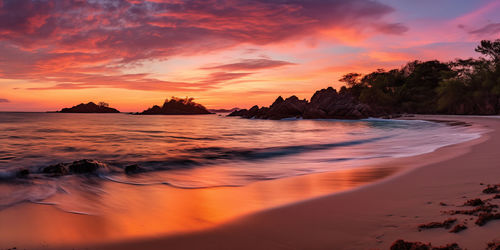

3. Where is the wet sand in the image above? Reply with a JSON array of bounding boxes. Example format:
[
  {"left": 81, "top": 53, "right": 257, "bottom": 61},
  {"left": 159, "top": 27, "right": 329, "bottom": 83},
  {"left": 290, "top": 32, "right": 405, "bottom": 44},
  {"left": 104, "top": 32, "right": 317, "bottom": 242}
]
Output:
[
  {"left": 3, "top": 115, "right": 500, "bottom": 249},
  {"left": 90, "top": 115, "right": 500, "bottom": 249}
]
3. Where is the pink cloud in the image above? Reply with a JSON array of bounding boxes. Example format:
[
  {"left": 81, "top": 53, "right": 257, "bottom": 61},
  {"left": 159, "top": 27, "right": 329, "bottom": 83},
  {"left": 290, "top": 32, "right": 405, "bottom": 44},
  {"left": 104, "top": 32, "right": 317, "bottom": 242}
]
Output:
[
  {"left": 201, "top": 59, "right": 296, "bottom": 71},
  {"left": 0, "top": 0, "right": 406, "bottom": 91}
]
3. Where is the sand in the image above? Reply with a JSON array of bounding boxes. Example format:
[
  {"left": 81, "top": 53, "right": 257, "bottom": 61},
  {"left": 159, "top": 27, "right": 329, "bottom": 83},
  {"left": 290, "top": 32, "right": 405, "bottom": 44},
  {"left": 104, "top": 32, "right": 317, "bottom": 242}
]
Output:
[
  {"left": 4, "top": 115, "right": 500, "bottom": 249},
  {"left": 89, "top": 115, "right": 500, "bottom": 249}
]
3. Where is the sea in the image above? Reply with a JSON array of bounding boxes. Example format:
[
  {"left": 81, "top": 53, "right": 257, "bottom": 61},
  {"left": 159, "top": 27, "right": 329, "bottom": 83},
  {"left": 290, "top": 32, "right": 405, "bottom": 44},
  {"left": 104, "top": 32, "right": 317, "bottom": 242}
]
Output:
[{"left": 0, "top": 112, "right": 483, "bottom": 216}]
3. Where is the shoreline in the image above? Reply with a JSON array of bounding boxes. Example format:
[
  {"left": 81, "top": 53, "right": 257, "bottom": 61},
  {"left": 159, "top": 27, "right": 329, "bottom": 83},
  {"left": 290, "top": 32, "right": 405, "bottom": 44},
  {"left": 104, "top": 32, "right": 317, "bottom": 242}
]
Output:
[
  {"left": 87, "top": 115, "right": 500, "bottom": 249},
  {"left": 0, "top": 115, "right": 496, "bottom": 249}
]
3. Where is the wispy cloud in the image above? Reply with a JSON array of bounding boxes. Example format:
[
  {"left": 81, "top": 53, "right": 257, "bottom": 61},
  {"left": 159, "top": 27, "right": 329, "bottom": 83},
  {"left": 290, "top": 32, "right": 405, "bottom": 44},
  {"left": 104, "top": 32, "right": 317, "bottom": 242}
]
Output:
[
  {"left": 0, "top": 0, "right": 405, "bottom": 91},
  {"left": 469, "top": 23, "right": 500, "bottom": 35},
  {"left": 201, "top": 59, "right": 296, "bottom": 71},
  {"left": 0, "top": 98, "right": 9, "bottom": 103}
]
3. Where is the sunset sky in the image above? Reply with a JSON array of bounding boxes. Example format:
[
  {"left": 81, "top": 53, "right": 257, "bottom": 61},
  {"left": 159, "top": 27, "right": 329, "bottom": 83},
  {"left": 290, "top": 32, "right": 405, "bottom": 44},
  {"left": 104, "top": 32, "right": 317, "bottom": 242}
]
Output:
[{"left": 0, "top": 0, "right": 499, "bottom": 112}]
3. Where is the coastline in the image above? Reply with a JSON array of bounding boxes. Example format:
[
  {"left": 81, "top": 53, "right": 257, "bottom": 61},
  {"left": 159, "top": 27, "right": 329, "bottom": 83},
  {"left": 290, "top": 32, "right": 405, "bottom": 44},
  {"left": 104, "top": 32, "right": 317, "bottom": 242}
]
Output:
[
  {"left": 1, "top": 115, "right": 497, "bottom": 249},
  {"left": 87, "top": 115, "right": 500, "bottom": 249}
]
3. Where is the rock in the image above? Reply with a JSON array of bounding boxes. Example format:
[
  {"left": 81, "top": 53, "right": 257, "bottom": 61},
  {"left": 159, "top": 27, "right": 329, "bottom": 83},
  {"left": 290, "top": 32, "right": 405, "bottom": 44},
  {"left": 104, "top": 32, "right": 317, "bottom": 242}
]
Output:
[
  {"left": 139, "top": 97, "right": 213, "bottom": 115},
  {"left": 463, "top": 198, "right": 484, "bottom": 206},
  {"left": 449, "top": 224, "right": 467, "bottom": 233},
  {"left": 476, "top": 212, "right": 500, "bottom": 226},
  {"left": 124, "top": 164, "right": 146, "bottom": 174},
  {"left": 16, "top": 169, "right": 30, "bottom": 178},
  {"left": 228, "top": 109, "right": 248, "bottom": 116},
  {"left": 262, "top": 96, "right": 307, "bottom": 120},
  {"left": 390, "top": 240, "right": 461, "bottom": 250},
  {"left": 42, "top": 163, "right": 69, "bottom": 176},
  {"left": 68, "top": 159, "right": 109, "bottom": 174},
  {"left": 59, "top": 102, "right": 120, "bottom": 113},
  {"left": 42, "top": 159, "right": 109, "bottom": 176},
  {"left": 229, "top": 87, "right": 380, "bottom": 120},
  {"left": 483, "top": 185, "right": 500, "bottom": 194},
  {"left": 418, "top": 218, "right": 456, "bottom": 230},
  {"left": 487, "top": 240, "right": 500, "bottom": 250},
  {"left": 390, "top": 240, "right": 432, "bottom": 250}
]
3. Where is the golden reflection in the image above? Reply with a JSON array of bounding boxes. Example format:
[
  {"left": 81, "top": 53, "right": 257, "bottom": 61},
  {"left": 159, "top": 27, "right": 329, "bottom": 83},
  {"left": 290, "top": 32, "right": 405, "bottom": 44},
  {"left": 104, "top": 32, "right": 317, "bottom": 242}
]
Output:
[{"left": 0, "top": 165, "right": 400, "bottom": 248}]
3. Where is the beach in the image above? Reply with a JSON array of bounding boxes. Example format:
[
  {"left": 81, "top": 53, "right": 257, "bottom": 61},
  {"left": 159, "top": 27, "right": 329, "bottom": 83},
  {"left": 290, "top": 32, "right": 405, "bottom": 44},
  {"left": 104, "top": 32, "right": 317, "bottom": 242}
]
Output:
[
  {"left": 0, "top": 115, "right": 496, "bottom": 249},
  {"left": 84, "top": 115, "right": 500, "bottom": 249}
]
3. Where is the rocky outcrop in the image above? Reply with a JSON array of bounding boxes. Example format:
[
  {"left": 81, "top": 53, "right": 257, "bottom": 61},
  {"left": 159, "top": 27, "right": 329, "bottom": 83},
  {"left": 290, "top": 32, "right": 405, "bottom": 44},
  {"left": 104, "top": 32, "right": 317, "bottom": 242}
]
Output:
[
  {"left": 42, "top": 159, "right": 110, "bottom": 176},
  {"left": 59, "top": 102, "right": 120, "bottom": 113},
  {"left": 139, "top": 97, "right": 213, "bottom": 115},
  {"left": 229, "top": 87, "right": 378, "bottom": 120}
]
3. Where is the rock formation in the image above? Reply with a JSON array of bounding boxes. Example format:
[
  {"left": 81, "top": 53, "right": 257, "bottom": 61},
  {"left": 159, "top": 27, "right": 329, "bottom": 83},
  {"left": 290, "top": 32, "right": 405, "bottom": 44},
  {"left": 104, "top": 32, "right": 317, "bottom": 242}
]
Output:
[
  {"left": 139, "top": 97, "right": 213, "bottom": 115},
  {"left": 59, "top": 102, "right": 120, "bottom": 113},
  {"left": 229, "top": 87, "right": 379, "bottom": 120}
]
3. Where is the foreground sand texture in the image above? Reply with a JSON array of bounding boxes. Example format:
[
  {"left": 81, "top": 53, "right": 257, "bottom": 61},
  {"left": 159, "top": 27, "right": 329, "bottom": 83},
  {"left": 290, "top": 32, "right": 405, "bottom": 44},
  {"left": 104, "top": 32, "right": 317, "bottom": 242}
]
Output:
[{"left": 87, "top": 116, "right": 500, "bottom": 249}]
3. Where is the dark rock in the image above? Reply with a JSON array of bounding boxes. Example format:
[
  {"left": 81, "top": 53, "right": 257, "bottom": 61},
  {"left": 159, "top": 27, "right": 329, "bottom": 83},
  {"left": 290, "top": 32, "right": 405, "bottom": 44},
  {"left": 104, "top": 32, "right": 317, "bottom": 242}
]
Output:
[
  {"left": 448, "top": 204, "right": 498, "bottom": 215},
  {"left": 68, "top": 159, "right": 108, "bottom": 174},
  {"left": 42, "top": 163, "right": 69, "bottom": 176},
  {"left": 418, "top": 218, "right": 456, "bottom": 230},
  {"left": 124, "top": 164, "right": 146, "bottom": 174},
  {"left": 16, "top": 169, "right": 30, "bottom": 178},
  {"left": 449, "top": 224, "right": 467, "bottom": 233},
  {"left": 229, "top": 87, "right": 380, "bottom": 120},
  {"left": 463, "top": 198, "right": 484, "bottom": 206},
  {"left": 228, "top": 108, "right": 248, "bottom": 117},
  {"left": 59, "top": 102, "right": 120, "bottom": 113},
  {"left": 262, "top": 96, "right": 307, "bottom": 120},
  {"left": 487, "top": 240, "right": 500, "bottom": 250},
  {"left": 208, "top": 108, "right": 240, "bottom": 113},
  {"left": 390, "top": 240, "right": 461, "bottom": 250},
  {"left": 42, "top": 159, "right": 109, "bottom": 176},
  {"left": 476, "top": 212, "right": 500, "bottom": 226},
  {"left": 483, "top": 185, "right": 500, "bottom": 194},
  {"left": 391, "top": 240, "right": 432, "bottom": 250},
  {"left": 139, "top": 97, "right": 213, "bottom": 115}
]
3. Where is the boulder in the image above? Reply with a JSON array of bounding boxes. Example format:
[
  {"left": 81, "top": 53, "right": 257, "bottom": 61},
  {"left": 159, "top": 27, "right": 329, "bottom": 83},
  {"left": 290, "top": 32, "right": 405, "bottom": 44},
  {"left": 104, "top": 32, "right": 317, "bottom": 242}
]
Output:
[
  {"left": 42, "top": 163, "right": 69, "bottom": 176},
  {"left": 42, "top": 159, "right": 109, "bottom": 176},
  {"left": 124, "top": 164, "right": 146, "bottom": 174},
  {"left": 68, "top": 159, "right": 109, "bottom": 174},
  {"left": 227, "top": 86, "right": 381, "bottom": 120}
]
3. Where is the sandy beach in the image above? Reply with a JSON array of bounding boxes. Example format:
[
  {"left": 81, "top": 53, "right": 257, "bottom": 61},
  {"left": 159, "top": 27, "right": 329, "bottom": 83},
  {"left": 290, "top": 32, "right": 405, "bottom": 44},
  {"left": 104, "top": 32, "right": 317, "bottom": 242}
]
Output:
[
  {"left": 76, "top": 115, "right": 500, "bottom": 249},
  {"left": 2, "top": 115, "right": 500, "bottom": 249}
]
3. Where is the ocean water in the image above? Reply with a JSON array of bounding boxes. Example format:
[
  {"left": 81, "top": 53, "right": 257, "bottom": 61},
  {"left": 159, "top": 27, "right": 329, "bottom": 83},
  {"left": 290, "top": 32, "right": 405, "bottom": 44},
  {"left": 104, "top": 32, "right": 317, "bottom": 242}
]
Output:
[{"left": 0, "top": 113, "right": 482, "bottom": 215}]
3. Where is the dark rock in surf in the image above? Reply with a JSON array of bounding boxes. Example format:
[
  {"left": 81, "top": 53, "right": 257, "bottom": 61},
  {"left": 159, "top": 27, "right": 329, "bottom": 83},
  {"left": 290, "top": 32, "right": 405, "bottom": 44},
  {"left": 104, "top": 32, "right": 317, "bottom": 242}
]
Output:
[
  {"left": 68, "top": 159, "right": 109, "bottom": 174},
  {"left": 124, "top": 164, "right": 146, "bottom": 174},
  {"left": 42, "top": 159, "right": 109, "bottom": 176},
  {"left": 42, "top": 163, "right": 69, "bottom": 176},
  {"left": 16, "top": 169, "right": 30, "bottom": 178}
]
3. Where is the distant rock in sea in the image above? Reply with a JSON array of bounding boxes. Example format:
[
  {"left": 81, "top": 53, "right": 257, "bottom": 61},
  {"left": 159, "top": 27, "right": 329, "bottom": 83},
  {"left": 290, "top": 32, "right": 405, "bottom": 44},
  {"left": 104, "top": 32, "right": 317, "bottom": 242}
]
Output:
[
  {"left": 208, "top": 107, "right": 241, "bottom": 113},
  {"left": 138, "top": 97, "right": 213, "bottom": 115},
  {"left": 228, "top": 87, "right": 380, "bottom": 120},
  {"left": 59, "top": 102, "right": 120, "bottom": 113}
]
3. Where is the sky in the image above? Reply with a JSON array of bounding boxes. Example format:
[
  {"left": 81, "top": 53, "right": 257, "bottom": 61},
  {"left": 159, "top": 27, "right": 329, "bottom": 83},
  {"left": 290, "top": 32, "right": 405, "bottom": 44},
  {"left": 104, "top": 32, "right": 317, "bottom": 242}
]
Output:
[{"left": 0, "top": 0, "right": 499, "bottom": 112}]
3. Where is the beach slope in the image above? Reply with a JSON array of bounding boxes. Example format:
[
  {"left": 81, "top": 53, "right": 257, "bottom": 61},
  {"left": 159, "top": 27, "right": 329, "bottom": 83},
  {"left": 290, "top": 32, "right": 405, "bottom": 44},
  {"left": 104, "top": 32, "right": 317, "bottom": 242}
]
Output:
[{"left": 89, "top": 115, "right": 500, "bottom": 249}]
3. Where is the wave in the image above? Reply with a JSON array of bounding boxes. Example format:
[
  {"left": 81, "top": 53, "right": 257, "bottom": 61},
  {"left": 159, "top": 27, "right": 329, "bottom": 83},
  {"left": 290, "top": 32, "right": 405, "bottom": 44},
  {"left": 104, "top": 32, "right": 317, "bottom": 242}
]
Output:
[{"left": 0, "top": 136, "right": 390, "bottom": 182}]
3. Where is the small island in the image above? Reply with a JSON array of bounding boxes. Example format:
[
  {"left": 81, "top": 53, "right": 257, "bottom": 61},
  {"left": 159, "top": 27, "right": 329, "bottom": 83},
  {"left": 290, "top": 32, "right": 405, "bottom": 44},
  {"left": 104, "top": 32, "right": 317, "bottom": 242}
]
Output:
[
  {"left": 138, "top": 97, "right": 213, "bottom": 115},
  {"left": 58, "top": 102, "right": 120, "bottom": 113}
]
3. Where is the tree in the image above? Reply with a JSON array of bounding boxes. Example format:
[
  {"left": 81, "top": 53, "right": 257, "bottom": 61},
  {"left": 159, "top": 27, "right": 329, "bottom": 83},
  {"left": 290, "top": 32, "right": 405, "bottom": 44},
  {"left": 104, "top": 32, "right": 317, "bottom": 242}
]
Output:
[
  {"left": 475, "top": 39, "right": 500, "bottom": 63},
  {"left": 339, "top": 73, "right": 362, "bottom": 87},
  {"left": 98, "top": 102, "right": 109, "bottom": 107}
]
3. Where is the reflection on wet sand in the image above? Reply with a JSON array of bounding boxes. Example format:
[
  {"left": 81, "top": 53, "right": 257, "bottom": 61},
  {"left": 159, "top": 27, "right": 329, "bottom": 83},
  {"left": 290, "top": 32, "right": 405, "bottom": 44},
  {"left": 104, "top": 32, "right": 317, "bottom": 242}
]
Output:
[{"left": 0, "top": 165, "right": 400, "bottom": 248}]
